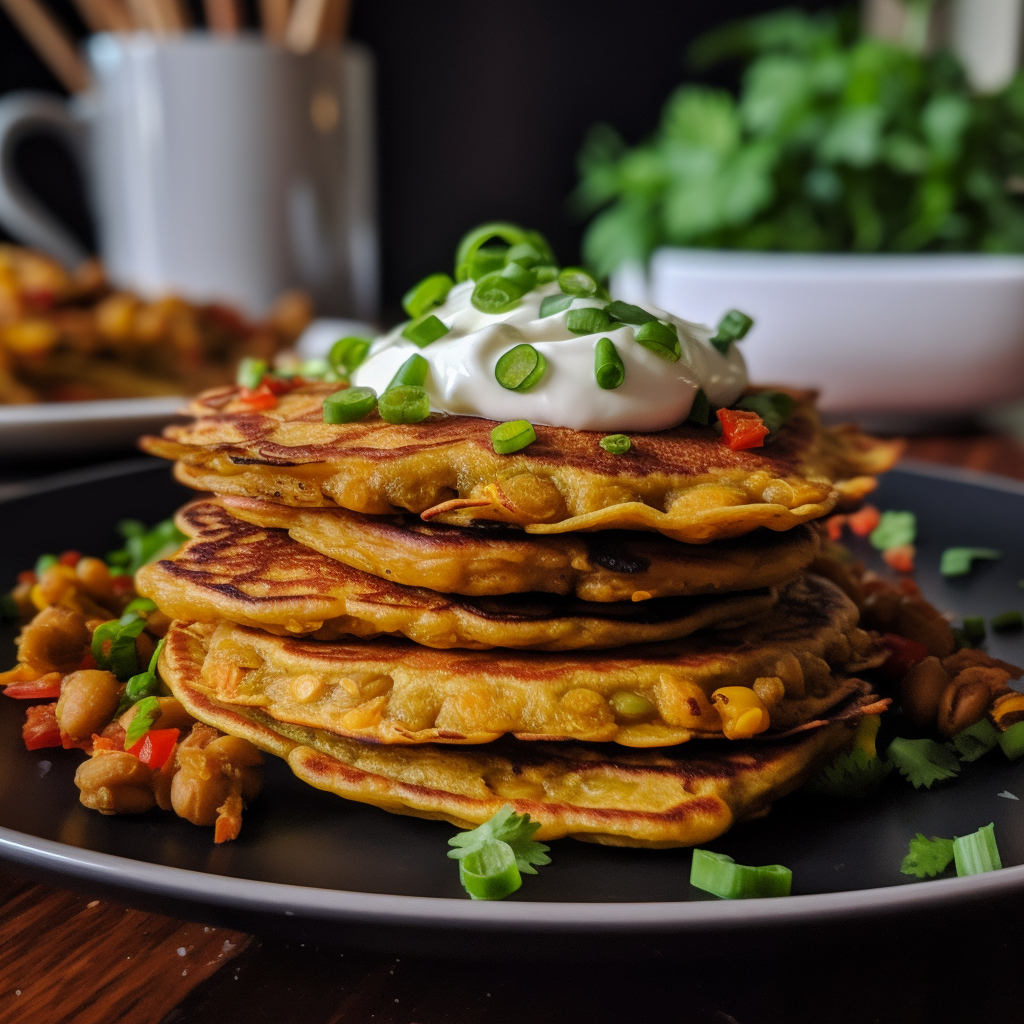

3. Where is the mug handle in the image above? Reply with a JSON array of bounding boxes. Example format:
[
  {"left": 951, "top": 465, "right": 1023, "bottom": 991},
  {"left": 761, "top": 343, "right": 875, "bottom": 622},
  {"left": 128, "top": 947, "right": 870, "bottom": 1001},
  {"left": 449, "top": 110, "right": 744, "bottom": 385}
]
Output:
[{"left": 0, "top": 91, "right": 89, "bottom": 268}]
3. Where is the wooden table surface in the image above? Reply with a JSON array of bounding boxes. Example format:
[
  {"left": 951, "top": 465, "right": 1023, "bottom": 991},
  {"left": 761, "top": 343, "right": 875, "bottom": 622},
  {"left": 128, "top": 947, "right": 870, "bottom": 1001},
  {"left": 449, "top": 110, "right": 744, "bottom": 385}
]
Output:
[{"left": 1, "top": 433, "right": 1023, "bottom": 1024}]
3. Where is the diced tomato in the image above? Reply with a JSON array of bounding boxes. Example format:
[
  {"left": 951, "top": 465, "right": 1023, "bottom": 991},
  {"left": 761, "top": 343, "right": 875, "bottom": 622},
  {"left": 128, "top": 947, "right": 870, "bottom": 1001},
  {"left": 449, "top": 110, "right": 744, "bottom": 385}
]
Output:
[
  {"left": 61, "top": 731, "right": 91, "bottom": 751},
  {"left": 717, "top": 408, "right": 769, "bottom": 451},
  {"left": 882, "top": 544, "right": 915, "bottom": 573},
  {"left": 825, "top": 515, "right": 847, "bottom": 542},
  {"left": 110, "top": 575, "right": 135, "bottom": 596},
  {"left": 262, "top": 375, "right": 303, "bottom": 395},
  {"left": 237, "top": 383, "right": 278, "bottom": 411},
  {"left": 878, "top": 633, "right": 930, "bottom": 681},
  {"left": 4, "top": 673, "right": 62, "bottom": 699},
  {"left": 17, "top": 571, "right": 36, "bottom": 586},
  {"left": 847, "top": 504, "right": 881, "bottom": 537},
  {"left": 127, "top": 728, "right": 179, "bottom": 769},
  {"left": 77, "top": 652, "right": 97, "bottom": 671},
  {"left": 58, "top": 550, "right": 81, "bottom": 567},
  {"left": 22, "top": 703, "right": 61, "bottom": 750}
]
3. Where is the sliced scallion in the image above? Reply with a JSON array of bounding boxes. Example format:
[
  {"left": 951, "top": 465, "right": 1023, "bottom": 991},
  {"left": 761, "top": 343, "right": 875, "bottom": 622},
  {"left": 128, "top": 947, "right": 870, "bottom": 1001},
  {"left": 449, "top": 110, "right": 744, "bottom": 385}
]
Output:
[
  {"left": 600, "top": 434, "right": 630, "bottom": 454},
  {"left": 504, "top": 242, "right": 543, "bottom": 268},
  {"left": 736, "top": 391, "right": 796, "bottom": 433},
  {"left": 472, "top": 272, "right": 527, "bottom": 314},
  {"left": 557, "top": 266, "right": 600, "bottom": 298},
  {"left": 525, "top": 230, "right": 556, "bottom": 266},
  {"left": 992, "top": 610, "right": 1024, "bottom": 632},
  {"left": 466, "top": 245, "right": 508, "bottom": 281},
  {"left": 491, "top": 419, "right": 536, "bottom": 455},
  {"left": 710, "top": 310, "right": 754, "bottom": 354},
  {"left": 634, "top": 320, "right": 681, "bottom": 361},
  {"left": 377, "top": 385, "right": 431, "bottom": 424},
  {"left": 386, "top": 353, "right": 429, "bottom": 391},
  {"left": 953, "top": 822, "right": 1002, "bottom": 876},
  {"left": 999, "top": 721, "right": 1024, "bottom": 760},
  {"left": 500, "top": 261, "right": 537, "bottom": 293},
  {"left": 236, "top": 357, "right": 268, "bottom": 390},
  {"left": 329, "top": 336, "right": 372, "bottom": 373},
  {"left": 495, "top": 344, "right": 547, "bottom": 392},
  {"left": 535, "top": 264, "right": 558, "bottom": 284},
  {"left": 940, "top": 547, "right": 1002, "bottom": 577},
  {"left": 539, "top": 293, "right": 572, "bottom": 318},
  {"left": 34, "top": 554, "right": 57, "bottom": 577},
  {"left": 566, "top": 307, "right": 613, "bottom": 335},
  {"left": 594, "top": 337, "right": 624, "bottom": 389},
  {"left": 454, "top": 222, "right": 529, "bottom": 282},
  {"left": 124, "top": 695, "right": 161, "bottom": 748},
  {"left": 604, "top": 300, "right": 655, "bottom": 326},
  {"left": 401, "top": 272, "right": 454, "bottom": 319},
  {"left": 962, "top": 616, "right": 986, "bottom": 644},
  {"left": 323, "top": 386, "right": 377, "bottom": 423},
  {"left": 401, "top": 313, "right": 449, "bottom": 348},
  {"left": 690, "top": 849, "right": 792, "bottom": 899},
  {"left": 688, "top": 389, "right": 710, "bottom": 426},
  {"left": 458, "top": 839, "right": 522, "bottom": 901},
  {"left": 952, "top": 718, "right": 1000, "bottom": 762}
]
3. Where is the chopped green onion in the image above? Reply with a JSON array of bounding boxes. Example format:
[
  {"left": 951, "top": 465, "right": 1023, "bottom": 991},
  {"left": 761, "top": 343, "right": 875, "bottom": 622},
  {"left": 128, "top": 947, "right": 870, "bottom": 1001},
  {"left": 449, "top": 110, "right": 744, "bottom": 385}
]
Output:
[
  {"left": 500, "top": 261, "right": 537, "bottom": 293},
  {"left": 115, "top": 636, "right": 166, "bottom": 718},
  {"left": 534, "top": 265, "right": 558, "bottom": 284},
  {"left": 710, "top": 310, "right": 754, "bottom": 355},
  {"left": 566, "top": 307, "right": 613, "bottom": 335},
  {"left": 495, "top": 344, "right": 547, "bottom": 392},
  {"left": 298, "top": 357, "right": 334, "bottom": 380},
  {"left": 491, "top": 420, "right": 536, "bottom": 455},
  {"left": 953, "top": 719, "right": 1000, "bottom": 762},
  {"left": 122, "top": 597, "right": 157, "bottom": 617},
  {"left": 557, "top": 266, "right": 600, "bottom": 298},
  {"left": 687, "top": 389, "right": 711, "bottom": 426},
  {"left": 998, "top": 721, "right": 1024, "bottom": 760},
  {"left": 689, "top": 849, "right": 792, "bottom": 899},
  {"left": 106, "top": 518, "right": 186, "bottom": 577},
  {"left": 887, "top": 736, "right": 961, "bottom": 788},
  {"left": 236, "top": 357, "right": 268, "bottom": 389},
  {"left": 454, "top": 222, "right": 529, "bottom": 282},
  {"left": 962, "top": 616, "right": 986, "bottom": 644},
  {"left": 401, "top": 313, "right": 449, "bottom": 348},
  {"left": 124, "top": 695, "right": 161, "bottom": 748},
  {"left": 634, "top": 320, "right": 681, "bottom": 361},
  {"left": 736, "top": 391, "right": 796, "bottom": 434},
  {"left": 992, "top": 610, "right": 1024, "bottom": 632},
  {"left": 34, "top": 554, "right": 57, "bottom": 577},
  {"left": 466, "top": 245, "right": 508, "bottom": 281},
  {"left": 539, "top": 293, "right": 573, "bottom": 318},
  {"left": 901, "top": 834, "right": 955, "bottom": 878},
  {"left": 594, "top": 337, "right": 625, "bottom": 389},
  {"left": 329, "top": 336, "right": 372, "bottom": 374},
  {"left": 386, "top": 354, "right": 429, "bottom": 391},
  {"left": 91, "top": 615, "right": 148, "bottom": 681},
  {"left": 402, "top": 272, "right": 454, "bottom": 319},
  {"left": 323, "top": 387, "right": 377, "bottom": 424},
  {"left": 377, "top": 385, "right": 431, "bottom": 424},
  {"left": 599, "top": 434, "right": 631, "bottom": 454},
  {"left": 940, "top": 547, "right": 1002, "bottom": 577},
  {"left": 604, "top": 300, "right": 655, "bottom": 326},
  {"left": 869, "top": 510, "right": 916, "bottom": 551},
  {"left": 471, "top": 272, "right": 527, "bottom": 314},
  {"left": 525, "top": 230, "right": 556, "bottom": 267},
  {"left": 504, "top": 242, "right": 544, "bottom": 268},
  {"left": 953, "top": 822, "right": 1002, "bottom": 876},
  {"left": 457, "top": 839, "right": 522, "bottom": 901}
]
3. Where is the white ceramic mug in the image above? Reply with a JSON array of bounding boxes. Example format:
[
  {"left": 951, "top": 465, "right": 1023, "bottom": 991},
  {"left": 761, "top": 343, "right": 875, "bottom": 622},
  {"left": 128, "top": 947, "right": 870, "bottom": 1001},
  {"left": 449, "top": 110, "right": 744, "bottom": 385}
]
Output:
[{"left": 0, "top": 32, "right": 378, "bottom": 319}]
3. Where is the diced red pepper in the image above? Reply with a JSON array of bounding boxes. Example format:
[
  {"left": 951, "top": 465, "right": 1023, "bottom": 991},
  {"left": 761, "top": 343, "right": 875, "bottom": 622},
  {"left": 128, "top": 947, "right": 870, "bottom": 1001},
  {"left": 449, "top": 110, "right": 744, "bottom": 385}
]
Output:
[
  {"left": 878, "top": 633, "right": 930, "bottom": 681},
  {"left": 4, "top": 673, "right": 62, "bottom": 699},
  {"left": 61, "top": 731, "right": 91, "bottom": 751},
  {"left": 717, "top": 408, "right": 769, "bottom": 451},
  {"left": 237, "top": 383, "right": 278, "bottom": 411},
  {"left": 77, "top": 652, "right": 97, "bottom": 671},
  {"left": 17, "top": 571, "right": 36, "bottom": 586},
  {"left": 127, "top": 727, "right": 179, "bottom": 769},
  {"left": 110, "top": 575, "right": 135, "bottom": 596},
  {"left": 262, "top": 375, "right": 303, "bottom": 395},
  {"left": 847, "top": 504, "right": 881, "bottom": 537},
  {"left": 825, "top": 515, "right": 847, "bottom": 542},
  {"left": 58, "top": 550, "right": 81, "bottom": 567},
  {"left": 882, "top": 544, "right": 915, "bottom": 573},
  {"left": 22, "top": 703, "right": 61, "bottom": 750}
]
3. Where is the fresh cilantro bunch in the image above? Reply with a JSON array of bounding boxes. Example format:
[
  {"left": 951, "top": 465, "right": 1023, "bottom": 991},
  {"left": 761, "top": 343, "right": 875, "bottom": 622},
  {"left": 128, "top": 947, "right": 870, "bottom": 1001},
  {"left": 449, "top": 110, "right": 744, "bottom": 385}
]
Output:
[{"left": 572, "top": 7, "right": 1024, "bottom": 276}]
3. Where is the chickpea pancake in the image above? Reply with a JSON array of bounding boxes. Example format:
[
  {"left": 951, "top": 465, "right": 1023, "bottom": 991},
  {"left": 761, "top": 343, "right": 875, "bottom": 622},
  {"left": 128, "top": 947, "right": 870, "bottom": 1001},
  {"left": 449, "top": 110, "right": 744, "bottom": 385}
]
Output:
[
  {"left": 140, "top": 384, "right": 900, "bottom": 543},
  {"left": 138, "top": 501, "right": 778, "bottom": 650},
  {"left": 164, "top": 574, "right": 885, "bottom": 748},
  {"left": 165, "top": 627, "right": 869, "bottom": 848},
  {"left": 221, "top": 495, "right": 821, "bottom": 601}
]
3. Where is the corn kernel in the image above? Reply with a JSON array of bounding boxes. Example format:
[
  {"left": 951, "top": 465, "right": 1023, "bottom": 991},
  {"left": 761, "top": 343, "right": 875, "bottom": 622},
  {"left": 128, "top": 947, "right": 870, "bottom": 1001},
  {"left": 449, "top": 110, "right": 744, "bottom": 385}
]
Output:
[
  {"left": 30, "top": 583, "right": 49, "bottom": 612},
  {"left": 711, "top": 686, "right": 771, "bottom": 739}
]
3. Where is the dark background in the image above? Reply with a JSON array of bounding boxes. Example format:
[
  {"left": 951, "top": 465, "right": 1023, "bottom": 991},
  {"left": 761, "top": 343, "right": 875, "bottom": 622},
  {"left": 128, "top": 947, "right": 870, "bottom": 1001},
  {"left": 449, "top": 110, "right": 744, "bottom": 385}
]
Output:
[{"left": 0, "top": 0, "right": 841, "bottom": 315}]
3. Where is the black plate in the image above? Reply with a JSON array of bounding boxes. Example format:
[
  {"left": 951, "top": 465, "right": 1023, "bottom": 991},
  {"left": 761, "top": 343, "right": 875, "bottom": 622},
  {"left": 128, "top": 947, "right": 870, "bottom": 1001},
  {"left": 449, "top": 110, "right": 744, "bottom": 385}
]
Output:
[{"left": 1, "top": 457, "right": 1023, "bottom": 956}]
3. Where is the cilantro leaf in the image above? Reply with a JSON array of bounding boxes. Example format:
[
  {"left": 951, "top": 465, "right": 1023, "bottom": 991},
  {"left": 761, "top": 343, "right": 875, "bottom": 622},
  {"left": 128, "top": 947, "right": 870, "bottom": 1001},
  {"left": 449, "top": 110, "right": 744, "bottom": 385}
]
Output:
[
  {"left": 939, "top": 547, "right": 1002, "bottom": 577},
  {"left": 869, "top": 510, "right": 916, "bottom": 552},
  {"left": 803, "top": 747, "right": 893, "bottom": 799},
  {"left": 901, "top": 834, "right": 955, "bottom": 878},
  {"left": 447, "top": 805, "right": 551, "bottom": 875},
  {"left": 887, "top": 737, "right": 961, "bottom": 789}
]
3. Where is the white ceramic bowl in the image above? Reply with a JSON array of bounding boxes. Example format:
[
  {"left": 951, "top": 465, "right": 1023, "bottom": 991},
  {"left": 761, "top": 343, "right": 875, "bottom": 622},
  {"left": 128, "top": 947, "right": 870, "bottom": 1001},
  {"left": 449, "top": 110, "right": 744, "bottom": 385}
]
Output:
[{"left": 612, "top": 250, "right": 1024, "bottom": 416}]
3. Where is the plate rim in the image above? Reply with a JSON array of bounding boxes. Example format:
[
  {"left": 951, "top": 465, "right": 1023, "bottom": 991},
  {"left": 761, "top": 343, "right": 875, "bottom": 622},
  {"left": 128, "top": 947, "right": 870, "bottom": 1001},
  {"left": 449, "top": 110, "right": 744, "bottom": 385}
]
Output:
[
  {"left": 0, "top": 396, "right": 185, "bottom": 427},
  {"left": 1, "top": 456, "right": 1024, "bottom": 932}
]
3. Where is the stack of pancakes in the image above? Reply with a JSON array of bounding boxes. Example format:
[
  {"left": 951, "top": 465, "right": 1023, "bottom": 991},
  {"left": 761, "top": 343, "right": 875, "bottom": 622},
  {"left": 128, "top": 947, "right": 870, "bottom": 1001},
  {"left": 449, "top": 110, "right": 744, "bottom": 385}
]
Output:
[{"left": 138, "top": 383, "right": 901, "bottom": 847}]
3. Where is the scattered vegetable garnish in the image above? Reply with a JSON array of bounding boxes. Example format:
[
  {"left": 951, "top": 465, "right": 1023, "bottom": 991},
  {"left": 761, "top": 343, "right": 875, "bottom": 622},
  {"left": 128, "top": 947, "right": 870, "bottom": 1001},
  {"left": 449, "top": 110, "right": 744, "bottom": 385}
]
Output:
[
  {"left": 471, "top": 271, "right": 527, "bottom": 314},
  {"left": 401, "top": 313, "right": 449, "bottom": 348},
  {"left": 22, "top": 703, "right": 60, "bottom": 750},
  {"left": 236, "top": 382, "right": 277, "bottom": 411},
  {"left": 882, "top": 544, "right": 916, "bottom": 573},
  {"left": 804, "top": 747, "right": 893, "bottom": 799},
  {"left": 716, "top": 407, "right": 768, "bottom": 451},
  {"left": 106, "top": 518, "right": 186, "bottom": 577},
  {"left": 455, "top": 222, "right": 533, "bottom": 283},
  {"left": 991, "top": 611, "right": 1024, "bottom": 632},
  {"left": 91, "top": 613, "right": 148, "bottom": 681},
  {"left": 115, "top": 637, "right": 166, "bottom": 717},
  {"left": 846, "top": 504, "right": 881, "bottom": 537},
  {"left": 328, "top": 336, "right": 371, "bottom": 374},
  {"left": 887, "top": 737, "right": 961, "bottom": 789},
  {"left": 594, "top": 338, "right": 625, "bottom": 390},
  {"left": 940, "top": 547, "right": 1002, "bottom": 577},
  {"left": 34, "top": 554, "right": 57, "bottom": 577},
  {"left": 901, "top": 835, "right": 955, "bottom": 879},
  {"left": 323, "top": 386, "right": 377, "bottom": 424},
  {"left": 735, "top": 391, "right": 795, "bottom": 434},
  {"left": 377, "top": 385, "right": 431, "bottom": 425},
  {"left": 402, "top": 272, "right": 454, "bottom": 319},
  {"left": 953, "top": 822, "right": 1002, "bottom": 876},
  {"left": 447, "top": 805, "right": 550, "bottom": 900},
  {"left": 999, "top": 721, "right": 1024, "bottom": 761},
  {"left": 495, "top": 344, "right": 547, "bottom": 392},
  {"left": 599, "top": 434, "right": 631, "bottom": 455},
  {"left": 124, "top": 695, "right": 162, "bottom": 749},
  {"left": 565, "top": 307, "right": 613, "bottom": 336},
  {"left": 127, "top": 727, "right": 179, "bottom": 770},
  {"left": 687, "top": 389, "right": 710, "bottom": 426},
  {"left": 386, "top": 353, "right": 429, "bottom": 391},
  {"left": 708, "top": 310, "right": 753, "bottom": 355},
  {"left": 603, "top": 300, "right": 655, "bottom": 326},
  {"left": 962, "top": 616, "right": 986, "bottom": 645},
  {"left": 869, "top": 510, "right": 917, "bottom": 552},
  {"left": 557, "top": 266, "right": 602, "bottom": 298},
  {"left": 539, "top": 293, "right": 572, "bottom": 318},
  {"left": 3, "top": 675, "right": 62, "bottom": 699},
  {"left": 689, "top": 849, "right": 791, "bottom": 899},
  {"left": 236, "top": 357, "right": 268, "bottom": 390},
  {"left": 491, "top": 420, "right": 536, "bottom": 455},
  {"left": 952, "top": 719, "right": 1000, "bottom": 762},
  {"left": 633, "top": 320, "right": 681, "bottom": 361}
]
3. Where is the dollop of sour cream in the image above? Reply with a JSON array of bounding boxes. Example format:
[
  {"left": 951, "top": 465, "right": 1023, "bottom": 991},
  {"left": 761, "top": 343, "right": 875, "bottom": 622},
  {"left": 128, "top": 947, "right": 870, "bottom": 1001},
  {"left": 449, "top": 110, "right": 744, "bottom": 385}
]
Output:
[{"left": 352, "top": 279, "right": 748, "bottom": 432}]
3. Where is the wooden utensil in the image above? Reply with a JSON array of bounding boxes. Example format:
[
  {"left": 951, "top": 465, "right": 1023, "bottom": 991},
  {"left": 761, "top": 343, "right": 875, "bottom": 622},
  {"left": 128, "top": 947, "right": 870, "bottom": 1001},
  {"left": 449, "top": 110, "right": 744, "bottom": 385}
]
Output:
[
  {"left": 70, "top": 0, "right": 133, "bottom": 32},
  {"left": 203, "top": 0, "right": 241, "bottom": 34},
  {"left": 0, "top": 0, "right": 91, "bottom": 92}
]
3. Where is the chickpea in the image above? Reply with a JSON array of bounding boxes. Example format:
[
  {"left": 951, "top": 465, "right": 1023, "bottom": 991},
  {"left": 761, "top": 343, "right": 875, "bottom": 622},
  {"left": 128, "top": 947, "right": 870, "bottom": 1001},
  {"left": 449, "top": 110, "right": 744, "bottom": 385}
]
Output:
[
  {"left": 56, "top": 669, "right": 121, "bottom": 741},
  {"left": 899, "top": 657, "right": 951, "bottom": 730},
  {"left": 37, "top": 564, "right": 78, "bottom": 606},
  {"left": 171, "top": 748, "right": 231, "bottom": 826},
  {"left": 135, "top": 631, "right": 155, "bottom": 670},
  {"left": 16, "top": 605, "right": 89, "bottom": 674},
  {"left": 75, "top": 752, "right": 156, "bottom": 815},
  {"left": 75, "top": 557, "right": 112, "bottom": 600}
]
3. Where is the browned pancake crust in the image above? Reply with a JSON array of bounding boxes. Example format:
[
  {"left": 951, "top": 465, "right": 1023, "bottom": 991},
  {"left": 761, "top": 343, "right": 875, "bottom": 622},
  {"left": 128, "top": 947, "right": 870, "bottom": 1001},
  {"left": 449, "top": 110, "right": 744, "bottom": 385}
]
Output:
[
  {"left": 222, "top": 495, "right": 821, "bottom": 601},
  {"left": 139, "top": 384, "right": 901, "bottom": 543},
  {"left": 137, "top": 501, "right": 777, "bottom": 650},
  {"left": 165, "top": 639, "right": 861, "bottom": 848}
]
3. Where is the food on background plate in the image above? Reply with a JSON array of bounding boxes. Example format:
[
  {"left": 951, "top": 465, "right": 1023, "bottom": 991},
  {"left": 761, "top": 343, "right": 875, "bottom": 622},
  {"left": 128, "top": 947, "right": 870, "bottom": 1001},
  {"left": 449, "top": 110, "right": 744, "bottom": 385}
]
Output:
[
  {"left": 3, "top": 222, "right": 1023, "bottom": 898},
  {"left": 0, "top": 244, "right": 311, "bottom": 403}
]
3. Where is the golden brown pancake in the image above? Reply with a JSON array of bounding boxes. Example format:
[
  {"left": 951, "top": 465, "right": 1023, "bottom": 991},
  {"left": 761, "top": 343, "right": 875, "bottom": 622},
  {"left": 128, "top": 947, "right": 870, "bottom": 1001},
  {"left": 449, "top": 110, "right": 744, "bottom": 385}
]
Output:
[
  {"left": 137, "top": 501, "right": 778, "bottom": 650},
  {"left": 221, "top": 495, "right": 821, "bottom": 601},
  {"left": 166, "top": 573, "right": 884, "bottom": 748},
  {"left": 139, "top": 383, "right": 901, "bottom": 543},
  {"left": 165, "top": 632, "right": 866, "bottom": 848}
]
